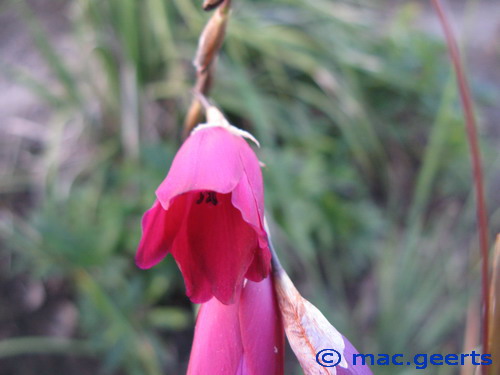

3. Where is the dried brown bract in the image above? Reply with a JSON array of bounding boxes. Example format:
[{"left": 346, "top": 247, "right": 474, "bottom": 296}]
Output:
[{"left": 272, "top": 265, "right": 348, "bottom": 374}]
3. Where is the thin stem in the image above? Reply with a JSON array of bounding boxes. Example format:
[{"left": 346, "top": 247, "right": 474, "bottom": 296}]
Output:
[
  {"left": 264, "top": 218, "right": 284, "bottom": 274},
  {"left": 269, "top": 236, "right": 284, "bottom": 274},
  {"left": 430, "top": 0, "right": 490, "bottom": 359},
  {"left": 193, "top": 90, "right": 212, "bottom": 110},
  {"left": 203, "top": 0, "right": 225, "bottom": 12},
  {"left": 219, "top": 0, "right": 232, "bottom": 13},
  {"left": 183, "top": 0, "right": 232, "bottom": 136}
]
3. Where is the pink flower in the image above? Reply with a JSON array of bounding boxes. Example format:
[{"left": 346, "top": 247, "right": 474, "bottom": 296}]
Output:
[
  {"left": 135, "top": 124, "right": 271, "bottom": 304},
  {"left": 187, "top": 276, "right": 284, "bottom": 375}
]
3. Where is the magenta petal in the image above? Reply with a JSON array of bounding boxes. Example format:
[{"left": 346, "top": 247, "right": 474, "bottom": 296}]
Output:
[
  {"left": 187, "top": 276, "right": 284, "bottom": 375},
  {"left": 230, "top": 140, "right": 265, "bottom": 232},
  {"left": 171, "top": 193, "right": 259, "bottom": 304},
  {"left": 244, "top": 245, "right": 271, "bottom": 282},
  {"left": 231, "top": 154, "right": 270, "bottom": 282},
  {"left": 238, "top": 277, "right": 284, "bottom": 375},
  {"left": 156, "top": 127, "right": 251, "bottom": 210},
  {"left": 187, "top": 298, "right": 243, "bottom": 375},
  {"left": 135, "top": 200, "right": 180, "bottom": 269}
]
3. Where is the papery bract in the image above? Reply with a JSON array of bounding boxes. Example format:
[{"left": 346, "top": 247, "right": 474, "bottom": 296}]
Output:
[
  {"left": 187, "top": 276, "right": 284, "bottom": 375},
  {"left": 273, "top": 263, "right": 373, "bottom": 375},
  {"left": 136, "top": 125, "right": 271, "bottom": 304}
]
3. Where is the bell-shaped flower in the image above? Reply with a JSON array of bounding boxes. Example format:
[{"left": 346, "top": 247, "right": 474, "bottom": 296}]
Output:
[
  {"left": 136, "top": 113, "right": 271, "bottom": 304},
  {"left": 187, "top": 276, "right": 284, "bottom": 375}
]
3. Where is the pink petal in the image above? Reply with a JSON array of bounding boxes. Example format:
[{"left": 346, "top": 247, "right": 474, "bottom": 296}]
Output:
[
  {"left": 187, "top": 276, "right": 284, "bottom": 375},
  {"left": 171, "top": 193, "right": 259, "bottom": 304},
  {"left": 156, "top": 127, "right": 252, "bottom": 210},
  {"left": 231, "top": 152, "right": 270, "bottom": 282},
  {"left": 230, "top": 138, "right": 265, "bottom": 234},
  {"left": 187, "top": 298, "right": 243, "bottom": 375},
  {"left": 135, "top": 200, "right": 184, "bottom": 269},
  {"left": 244, "top": 245, "right": 272, "bottom": 282},
  {"left": 238, "top": 277, "right": 284, "bottom": 375}
]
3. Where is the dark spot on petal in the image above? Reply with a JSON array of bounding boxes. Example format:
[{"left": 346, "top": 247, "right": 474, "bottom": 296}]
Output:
[
  {"left": 196, "top": 192, "right": 205, "bottom": 204},
  {"left": 206, "top": 191, "right": 218, "bottom": 206}
]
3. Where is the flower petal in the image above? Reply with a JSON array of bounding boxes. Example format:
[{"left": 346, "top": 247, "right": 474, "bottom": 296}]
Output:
[
  {"left": 231, "top": 151, "right": 270, "bottom": 281},
  {"left": 231, "top": 154, "right": 266, "bottom": 245},
  {"left": 244, "top": 245, "right": 272, "bottom": 282},
  {"left": 187, "top": 297, "right": 243, "bottom": 375},
  {"left": 239, "top": 277, "right": 284, "bottom": 375},
  {"left": 171, "top": 192, "right": 259, "bottom": 304},
  {"left": 187, "top": 277, "right": 284, "bottom": 375},
  {"left": 135, "top": 200, "right": 183, "bottom": 269},
  {"left": 156, "top": 127, "right": 252, "bottom": 210}
]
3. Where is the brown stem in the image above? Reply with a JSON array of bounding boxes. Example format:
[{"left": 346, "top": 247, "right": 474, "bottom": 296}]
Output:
[
  {"left": 203, "top": 0, "right": 225, "bottom": 12},
  {"left": 183, "top": 0, "right": 231, "bottom": 137},
  {"left": 219, "top": 0, "right": 231, "bottom": 13},
  {"left": 430, "top": 0, "right": 490, "bottom": 361},
  {"left": 193, "top": 90, "right": 212, "bottom": 111}
]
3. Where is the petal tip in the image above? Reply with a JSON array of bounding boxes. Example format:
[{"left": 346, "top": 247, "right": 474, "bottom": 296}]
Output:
[
  {"left": 135, "top": 256, "right": 153, "bottom": 270},
  {"left": 135, "top": 250, "right": 166, "bottom": 270}
]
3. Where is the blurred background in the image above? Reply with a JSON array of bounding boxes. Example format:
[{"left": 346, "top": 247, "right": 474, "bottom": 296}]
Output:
[{"left": 0, "top": 0, "right": 499, "bottom": 374}]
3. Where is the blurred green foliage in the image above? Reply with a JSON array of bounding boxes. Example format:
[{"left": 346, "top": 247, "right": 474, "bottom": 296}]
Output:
[{"left": 1, "top": 0, "right": 498, "bottom": 374}]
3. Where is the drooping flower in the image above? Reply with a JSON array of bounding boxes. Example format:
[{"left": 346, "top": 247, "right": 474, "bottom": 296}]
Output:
[
  {"left": 187, "top": 276, "right": 284, "bottom": 375},
  {"left": 136, "top": 115, "right": 271, "bottom": 304}
]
